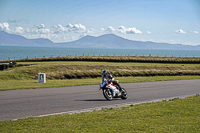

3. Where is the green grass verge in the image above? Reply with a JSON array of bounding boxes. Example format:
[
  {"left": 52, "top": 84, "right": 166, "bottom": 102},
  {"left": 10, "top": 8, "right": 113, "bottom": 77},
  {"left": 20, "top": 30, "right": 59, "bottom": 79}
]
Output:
[
  {"left": 1, "top": 76, "right": 200, "bottom": 91},
  {"left": 0, "top": 61, "right": 200, "bottom": 80},
  {"left": 1, "top": 95, "right": 200, "bottom": 132}
]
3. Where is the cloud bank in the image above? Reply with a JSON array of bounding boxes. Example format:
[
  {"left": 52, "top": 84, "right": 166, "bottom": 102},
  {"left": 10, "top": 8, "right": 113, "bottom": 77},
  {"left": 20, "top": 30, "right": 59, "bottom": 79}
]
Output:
[
  {"left": 54, "top": 23, "right": 87, "bottom": 33},
  {"left": 0, "top": 22, "right": 144, "bottom": 42},
  {"left": 1, "top": 21, "right": 198, "bottom": 45},
  {"left": 101, "top": 25, "right": 142, "bottom": 34}
]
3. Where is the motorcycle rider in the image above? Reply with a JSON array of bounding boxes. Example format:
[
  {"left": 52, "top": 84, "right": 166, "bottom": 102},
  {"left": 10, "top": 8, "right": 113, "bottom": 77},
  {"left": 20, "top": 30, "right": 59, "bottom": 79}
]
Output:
[
  {"left": 100, "top": 70, "right": 108, "bottom": 88},
  {"left": 100, "top": 70, "right": 119, "bottom": 97}
]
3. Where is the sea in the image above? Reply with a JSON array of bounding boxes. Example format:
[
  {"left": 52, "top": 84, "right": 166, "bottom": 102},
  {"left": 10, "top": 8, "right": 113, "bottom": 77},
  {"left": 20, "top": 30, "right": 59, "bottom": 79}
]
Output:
[{"left": 0, "top": 46, "right": 200, "bottom": 61}]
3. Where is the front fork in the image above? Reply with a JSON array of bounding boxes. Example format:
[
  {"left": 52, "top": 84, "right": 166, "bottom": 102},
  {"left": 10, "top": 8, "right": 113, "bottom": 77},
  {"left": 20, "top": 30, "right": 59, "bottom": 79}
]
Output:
[{"left": 112, "top": 81, "right": 122, "bottom": 91}]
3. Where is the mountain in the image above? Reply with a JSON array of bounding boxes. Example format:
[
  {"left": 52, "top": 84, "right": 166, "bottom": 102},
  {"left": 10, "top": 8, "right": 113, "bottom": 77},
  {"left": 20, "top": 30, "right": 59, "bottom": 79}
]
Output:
[
  {"left": 0, "top": 31, "right": 53, "bottom": 47},
  {"left": 56, "top": 34, "right": 199, "bottom": 50},
  {"left": 0, "top": 31, "right": 199, "bottom": 50}
]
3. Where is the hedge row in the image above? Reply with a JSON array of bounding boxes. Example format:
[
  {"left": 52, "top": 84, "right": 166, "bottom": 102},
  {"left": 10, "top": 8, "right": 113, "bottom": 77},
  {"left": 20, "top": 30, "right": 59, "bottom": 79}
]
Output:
[
  {"left": 0, "top": 64, "right": 33, "bottom": 71},
  {"left": 59, "top": 72, "right": 200, "bottom": 79},
  {"left": 1, "top": 56, "right": 200, "bottom": 64}
]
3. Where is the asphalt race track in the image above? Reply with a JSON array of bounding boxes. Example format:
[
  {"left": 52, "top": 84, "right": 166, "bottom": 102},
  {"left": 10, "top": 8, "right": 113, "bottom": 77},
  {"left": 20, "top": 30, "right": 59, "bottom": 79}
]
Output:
[{"left": 0, "top": 79, "right": 200, "bottom": 121}]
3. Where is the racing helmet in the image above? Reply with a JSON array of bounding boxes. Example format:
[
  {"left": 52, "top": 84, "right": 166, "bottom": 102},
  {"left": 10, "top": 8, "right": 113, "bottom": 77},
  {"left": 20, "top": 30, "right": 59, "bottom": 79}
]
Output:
[{"left": 101, "top": 70, "right": 107, "bottom": 75}]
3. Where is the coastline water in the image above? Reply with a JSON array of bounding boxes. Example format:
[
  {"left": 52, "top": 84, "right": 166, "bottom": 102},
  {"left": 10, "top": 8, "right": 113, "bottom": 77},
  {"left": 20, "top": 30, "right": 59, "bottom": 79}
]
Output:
[{"left": 0, "top": 46, "right": 200, "bottom": 61}]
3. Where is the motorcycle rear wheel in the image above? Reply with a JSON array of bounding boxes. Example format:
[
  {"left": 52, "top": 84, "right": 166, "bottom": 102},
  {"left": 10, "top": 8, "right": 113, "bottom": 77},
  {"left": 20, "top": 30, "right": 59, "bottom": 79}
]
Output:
[
  {"left": 103, "top": 89, "right": 113, "bottom": 101},
  {"left": 121, "top": 88, "right": 128, "bottom": 100}
]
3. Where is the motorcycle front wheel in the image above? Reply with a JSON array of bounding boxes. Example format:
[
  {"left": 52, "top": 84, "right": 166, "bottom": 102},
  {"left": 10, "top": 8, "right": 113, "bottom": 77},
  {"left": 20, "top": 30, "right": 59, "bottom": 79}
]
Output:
[
  {"left": 121, "top": 88, "right": 128, "bottom": 100},
  {"left": 103, "top": 89, "right": 113, "bottom": 101}
]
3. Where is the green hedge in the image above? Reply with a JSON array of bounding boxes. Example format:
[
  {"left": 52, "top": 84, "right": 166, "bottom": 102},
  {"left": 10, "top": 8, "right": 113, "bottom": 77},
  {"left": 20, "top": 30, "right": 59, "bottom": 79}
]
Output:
[{"left": 1, "top": 56, "right": 200, "bottom": 64}]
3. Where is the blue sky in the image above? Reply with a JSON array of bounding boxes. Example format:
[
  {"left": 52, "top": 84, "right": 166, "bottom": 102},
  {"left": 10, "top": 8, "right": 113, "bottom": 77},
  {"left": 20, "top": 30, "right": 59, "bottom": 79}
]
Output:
[{"left": 0, "top": 0, "right": 200, "bottom": 45}]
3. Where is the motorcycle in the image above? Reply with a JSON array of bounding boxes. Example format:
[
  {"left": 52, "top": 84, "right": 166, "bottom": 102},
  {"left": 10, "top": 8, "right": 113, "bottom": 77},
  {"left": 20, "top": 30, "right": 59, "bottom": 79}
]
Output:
[{"left": 99, "top": 74, "right": 128, "bottom": 101}]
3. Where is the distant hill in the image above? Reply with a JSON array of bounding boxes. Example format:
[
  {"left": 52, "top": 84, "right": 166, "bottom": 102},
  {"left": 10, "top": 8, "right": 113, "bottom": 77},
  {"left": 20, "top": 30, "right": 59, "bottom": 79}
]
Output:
[
  {"left": 0, "top": 31, "right": 199, "bottom": 50},
  {"left": 0, "top": 31, "right": 53, "bottom": 47},
  {"left": 56, "top": 34, "right": 199, "bottom": 50}
]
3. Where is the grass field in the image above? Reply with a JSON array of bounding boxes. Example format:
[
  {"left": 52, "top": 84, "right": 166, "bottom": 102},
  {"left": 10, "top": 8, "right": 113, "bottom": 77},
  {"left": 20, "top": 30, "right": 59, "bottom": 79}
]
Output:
[
  {"left": 1, "top": 61, "right": 200, "bottom": 80},
  {"left": 0, "top": 95, "right": 199, "bottom": 132},
  {"left": 0, "top": 60, "right": 200, "bottom": 90}
]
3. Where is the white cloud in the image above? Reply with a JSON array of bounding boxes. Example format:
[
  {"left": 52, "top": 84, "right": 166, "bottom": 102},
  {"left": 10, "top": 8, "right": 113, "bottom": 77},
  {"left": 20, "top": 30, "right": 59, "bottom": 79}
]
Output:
[
  {"left": 66, "top": 23, "right": 73, "bottom": 29},
  {"left": 107, "top": 26, "right": 115, "bottom": 32},
  {"left": 100, "top": 28, "right": 104, "bottom": 31},
  {"left": 54, "top": 23, "right": 87, "bottom": 33},
  {"left": 126, "top": 27, "right": 142, "bottom": 34},
  {"left": 73, "top": 23, "right": 86, "bottom": 32},
  {"left": 147, "top": 31, "right": 151, "bottom": 34},
  {"left": 26, "top": 33, "right": 58, "bottom": 41},
  {"left": 14, "top": 27, "right": 25, "bottom": 34},
  {"left": 25, "top": 28, "right": 52, "bottom": 34},
  {"left": 87, "top": 28, "right": 95, "bottom": 33},
  {"left": 192, "top": 31, "right": 199, "bottom": 34},
  {"left": 66, "top": 23, "right": 86, "bottom": 32},
  {"left": 37, "top": 28, "right": 52, "bottom": 34},
  {"left": 117, "top": 26, "right": 142, "bottom": 34},
  {"left": 0, "top": 22, "right": 10, "bottom": 31},
  {"left": 118, "top": 26, "right": 126, "bottom": 34},
  {"left": 175, "top": 29, "right": 186, "bottom": 34},
  {"left": 37, "top": 24, "right": 45, "bottom": 29},
  {"left": 12, "top": 26, "right": 53, "bottom": 37},
  {"left": 54, "top": 24, "right": 68, "bottom": 33},
  {"left": 101, "top": 26, "right": 115, "bottom": 33}
]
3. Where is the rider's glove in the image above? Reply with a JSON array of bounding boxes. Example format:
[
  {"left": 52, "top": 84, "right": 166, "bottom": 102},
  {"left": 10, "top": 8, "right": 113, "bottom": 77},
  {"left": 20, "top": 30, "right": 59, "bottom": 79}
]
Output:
[{"left": 99, "top": 84, "right": 103, "bottom": 90}]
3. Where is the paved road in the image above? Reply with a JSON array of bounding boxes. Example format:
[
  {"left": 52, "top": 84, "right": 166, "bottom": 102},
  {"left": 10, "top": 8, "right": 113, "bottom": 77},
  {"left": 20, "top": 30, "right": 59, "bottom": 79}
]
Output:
[{"left": 0, "top": 79, "right": 200, "bottom": 121}]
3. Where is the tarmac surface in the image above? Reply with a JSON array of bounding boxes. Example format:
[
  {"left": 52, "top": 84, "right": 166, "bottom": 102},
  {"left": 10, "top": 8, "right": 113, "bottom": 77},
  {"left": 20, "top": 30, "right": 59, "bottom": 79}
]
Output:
[{"left": 0, "top": 79, "right": 200, "bottom": 121}]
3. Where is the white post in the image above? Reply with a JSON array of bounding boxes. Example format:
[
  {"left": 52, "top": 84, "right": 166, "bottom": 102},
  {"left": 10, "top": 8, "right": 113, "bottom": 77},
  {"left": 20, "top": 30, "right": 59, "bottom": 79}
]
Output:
[{"left": 38, "top": 73, "right": 46, "bottom": 83}]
